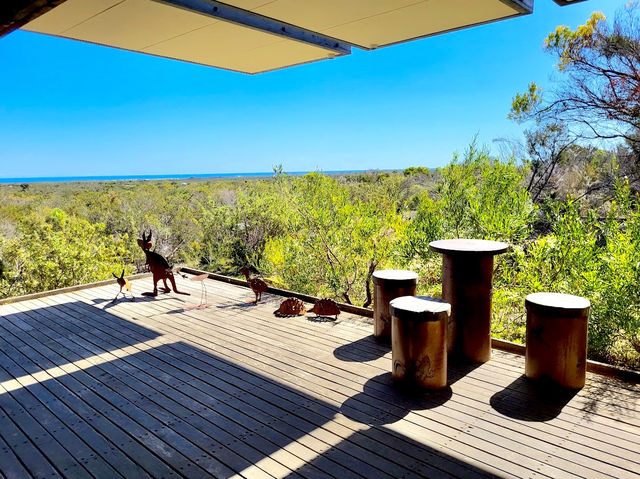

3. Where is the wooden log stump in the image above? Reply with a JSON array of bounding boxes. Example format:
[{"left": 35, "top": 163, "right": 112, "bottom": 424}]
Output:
[
  {"left": 525, "top": 292, "right": 590, "bottom": 389},
  {"left": 429, "top": 239, "right": 508, "bottom": 363},
  {"left": 372, "top": 269, "right": 418, "bottom": 342},
  {"left": 389, "top": 296, "right": 449, "bottom": 390}
]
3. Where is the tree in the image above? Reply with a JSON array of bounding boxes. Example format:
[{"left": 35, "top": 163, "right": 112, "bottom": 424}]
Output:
[
  {"left": 510, "top": 4, "right": 640, "bottom": 198},
  {"left": 0, "top": 208, "right": 132, "bottom": 297},
  {"left": 511, "top": 5, "right": 640, "bottom": 147},
  {"left": 521, "top": 123, "right": 573, "bottom": 202},
  {"left": 261, "top": 173, "right": 405, "bottom": 307}
]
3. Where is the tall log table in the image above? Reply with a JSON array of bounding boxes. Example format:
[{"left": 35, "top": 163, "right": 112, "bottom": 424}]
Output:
[{"left": 429, "top": 239, "right": 509, "bottom": 363}]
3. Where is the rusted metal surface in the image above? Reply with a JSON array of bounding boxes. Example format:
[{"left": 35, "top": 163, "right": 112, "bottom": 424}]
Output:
[
  {"left": 430, "top": 239, "right": 508, "bottom": 363},
  {"left": 111, "top": 269, "right": 134, "bottom": 303},
  {"left": 137, "top": 231, "right": 190, "bottom": 297},
  {"left": 239, "top": 266, "right": 268, "bottom": 303},
  {"left": 372, "top": 269, "right": 418, "bottom": 342},
  {"left": 525, "top": 292, "right": 590, "bottom": 389},
  {"left": 390, "top": 296, "right": 449, "bottom": 390},
  {"left": 274, "top": 297, "right": 306, "bottom": 317},
  {"left": 308, "top": 298, "right": 341, "bottom": 319}
]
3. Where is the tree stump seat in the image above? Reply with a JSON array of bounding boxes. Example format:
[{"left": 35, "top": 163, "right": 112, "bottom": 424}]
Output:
[
  {"left": 525, "top": 292, "right": 591, "bottom": 389},
  {"left": 389, "top": 296, "right": 450, "bottom": 390},
  {"left": 372, "top": 269, "right": 418, "bottom": 342},
  {"left": 429, "top": 239, "right": 509, "bottom": 363}
]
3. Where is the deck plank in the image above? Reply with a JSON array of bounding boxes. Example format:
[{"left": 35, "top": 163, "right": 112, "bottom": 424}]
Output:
[
  {"left": 124, "top": 284, "right": 640, "bottom": 454},
  {"left": 10, "top": 299, "right": 326, "bottom": 479},
  {"left": 80, "top": 282, "right": 640, "bottom": 479},
  {"left": 78, "top": 280, "right": 640, "bottom": 479},
  {"left": 41, "top": 295, "right": 439, "bottom": 479},
  {"left": 0, "top": 276, "right": 639, "bottom": 479},
  {"left": 68, "top": 289, "right": 508, "bottom": 478}
]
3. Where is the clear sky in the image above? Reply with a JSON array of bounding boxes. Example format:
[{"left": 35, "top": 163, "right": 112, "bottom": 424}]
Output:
[{"left": 0, "top": 0, "right": 628, "bottom": 178}]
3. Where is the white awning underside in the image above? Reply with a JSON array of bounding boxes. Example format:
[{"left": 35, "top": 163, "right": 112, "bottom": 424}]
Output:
[{"left": 22, "top": 0, "right": 534, "bottom": 74}]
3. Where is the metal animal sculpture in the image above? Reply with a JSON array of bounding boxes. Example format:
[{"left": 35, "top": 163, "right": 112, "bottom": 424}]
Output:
[
  {"left": 274, "top": 297, "right": 306, "bottom": 317},
  {"left": 137, "top": 231, "right": 190, "bottom": 297},
  {"left": 112, "top": 269, "right": 134, "bottom": 303},
  {"left": 185, "top": 273, "right": 211, "bottom": 310},
  {"left": 308, "top": 298, "right": 341, "bottom": 320},
  {"left": 239, "top": 266, "right": 268, "bottom": 303}
]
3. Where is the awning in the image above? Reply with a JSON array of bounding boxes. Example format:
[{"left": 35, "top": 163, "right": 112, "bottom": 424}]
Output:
[{"left": 14, "top": 0, "right": 540, "bottom": 74}]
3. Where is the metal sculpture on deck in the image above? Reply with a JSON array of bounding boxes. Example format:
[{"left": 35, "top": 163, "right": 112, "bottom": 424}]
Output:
[
  {"left": 308, "top": 298, "right": 341, "bottom": 320},
  {"left": 274, "top": 297, "right": 306, "bottom": 317},
  {"left": 112, "top": 269, "right": 134, "bottom": 303},
  {"left": 137, "top": 231, "right": 190, "bottom": 297},
  {"left": 185, "top": 273, "right": 212, "bottom": 310},
  {"left": 239, "top": 266, "right": 268, "bottom": 303}
]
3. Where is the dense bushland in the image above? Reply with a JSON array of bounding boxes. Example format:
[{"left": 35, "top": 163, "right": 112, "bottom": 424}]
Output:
[{"left": 1, "top": 141, "right": 638, "bottom": 368}]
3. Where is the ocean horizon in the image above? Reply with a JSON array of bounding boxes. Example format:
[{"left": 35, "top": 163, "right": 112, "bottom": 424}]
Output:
[{"left": 0, "top": 170, "right": 380, "bottom": 184}]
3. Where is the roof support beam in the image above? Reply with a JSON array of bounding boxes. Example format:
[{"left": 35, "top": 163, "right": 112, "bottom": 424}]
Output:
[
  {"left": 551, "top": 0, "right": 588, "bottom": 6},
  {"left": 499, "top": 0, "right": 534, "bottom": 14},
  {"left": 154, "top": 0, "right": 352, "bottom": 55}
]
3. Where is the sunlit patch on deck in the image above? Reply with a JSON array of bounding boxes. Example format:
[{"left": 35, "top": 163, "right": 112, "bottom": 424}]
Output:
[{"left": 0, "top": 275, "right": 638, "bottom": 478}]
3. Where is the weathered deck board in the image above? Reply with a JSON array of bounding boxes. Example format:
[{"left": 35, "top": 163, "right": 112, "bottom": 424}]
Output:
[
  {"left": 129, "top": 284, "right": 640, "bottom": 478},
  {"left": 56, "top": 284, "right": 640, "bottom": 478},
  {"left": 36, "top": 284, "right": 640, "bottom": 478},
  {"left": 0, "top": 276, "right": 638, "bottom": 479}
]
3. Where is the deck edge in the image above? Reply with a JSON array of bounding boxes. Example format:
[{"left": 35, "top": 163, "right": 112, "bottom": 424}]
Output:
[
  {"left": 0, "top": 273, "right": 151, "bottom": 306},
  {"left": 492, "top": 338, "right": 640, "bottom": 383},
  {"left": 180, "top": 267, "right": 374, "bottom": 317}
]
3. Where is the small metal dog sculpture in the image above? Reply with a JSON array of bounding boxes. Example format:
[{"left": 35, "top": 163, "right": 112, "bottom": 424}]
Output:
[
  {"left": 112, "top": 269, "right": 134, "bottom": 303},
  {"left": 137, "top": 231, "right": 190, "bottom": 297}
]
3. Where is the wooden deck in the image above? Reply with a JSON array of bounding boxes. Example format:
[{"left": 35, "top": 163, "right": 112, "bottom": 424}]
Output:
[{"left": 0, "top": 275, "right": 639, "bottom": 479}]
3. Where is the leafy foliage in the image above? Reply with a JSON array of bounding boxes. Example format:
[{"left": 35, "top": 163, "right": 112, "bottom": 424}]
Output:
[
  {"left": 261, "top": 173, "right": 405, "bottom": 307},
  {"left": 0, "top": 154, "right": 638, "bottom": 368},
  {"left": 511, "top": 6, "right": 640, "bottom": 148},
  {"left": 0, "top": 208, "right": 132, "bottom": 296}
]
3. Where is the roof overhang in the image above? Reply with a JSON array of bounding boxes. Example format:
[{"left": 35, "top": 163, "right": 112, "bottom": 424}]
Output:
[
  {"left": 14, "top": 0, "right": 537, "bottom": 74},
  {"left": 552, "top": 0, "right": 588, "bottom": 5},
  {"left": 0, "top": 0, "right": 67, "bottom": 38},
  {"left": 4, "top": 0, "right": 589, "bottom": 74}
]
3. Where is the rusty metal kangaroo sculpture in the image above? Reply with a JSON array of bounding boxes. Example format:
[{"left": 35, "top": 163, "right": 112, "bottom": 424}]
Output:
[{"left": 137, "top": 231, "right": 190, "bottom": 297}]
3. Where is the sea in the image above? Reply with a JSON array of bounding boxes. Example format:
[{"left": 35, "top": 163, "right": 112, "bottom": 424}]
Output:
[{"left": 0, "top": 170, "right": 374, "bottom": 184}]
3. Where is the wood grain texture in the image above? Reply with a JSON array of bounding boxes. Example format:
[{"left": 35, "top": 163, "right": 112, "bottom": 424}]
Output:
[{"left": 0, "top": 275, "right": 638, "bottom": 479}]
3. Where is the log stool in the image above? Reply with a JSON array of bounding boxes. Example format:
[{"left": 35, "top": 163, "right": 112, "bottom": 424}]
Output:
[
  {"left": 372, "top": 270, "right": 418, "bottom": 342},
  {"left": 389, "top": 296, "right": 449, "bottom": 390},
  {"left": 525, "top": 292, "right": 590, "bottom": 389}
]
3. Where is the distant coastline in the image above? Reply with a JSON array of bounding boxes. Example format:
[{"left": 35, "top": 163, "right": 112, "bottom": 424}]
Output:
[{"left": 0, "top": 170, "right": 382, "bottom": 184}]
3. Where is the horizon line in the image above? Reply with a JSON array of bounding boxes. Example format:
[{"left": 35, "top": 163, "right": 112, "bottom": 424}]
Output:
[{"left": 0, "top": 169, "right": 402, "bottom": 184}]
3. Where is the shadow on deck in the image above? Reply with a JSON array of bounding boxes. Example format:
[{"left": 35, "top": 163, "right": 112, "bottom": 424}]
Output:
[{"left": 0, "top": 277, "right": 638, "bottom": 478}]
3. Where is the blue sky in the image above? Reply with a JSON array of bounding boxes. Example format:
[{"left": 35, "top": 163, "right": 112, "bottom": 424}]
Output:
[{"left": 0, "top": 0, "right": 628, "bottom": 178}]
